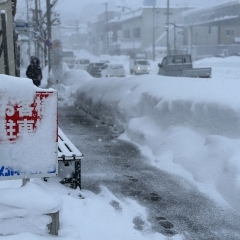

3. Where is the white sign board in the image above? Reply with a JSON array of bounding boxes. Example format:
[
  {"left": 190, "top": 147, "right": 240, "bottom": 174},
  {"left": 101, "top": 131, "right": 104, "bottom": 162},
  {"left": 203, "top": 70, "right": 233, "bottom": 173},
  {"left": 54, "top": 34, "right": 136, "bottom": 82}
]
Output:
[{"left": 0, "top": 75, "right": 58, "bottom": 180}]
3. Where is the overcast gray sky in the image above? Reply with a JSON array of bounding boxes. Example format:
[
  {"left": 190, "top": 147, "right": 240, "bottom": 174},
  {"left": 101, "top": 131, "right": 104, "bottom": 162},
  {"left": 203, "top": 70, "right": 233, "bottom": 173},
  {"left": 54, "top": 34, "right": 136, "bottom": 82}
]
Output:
[
  {"left": 56, "top": 0, "right": 231, "bottom": 21},
  {"left": 16, "top": 0, "right": 232, "bottom": 21},
  {"left": 55, "top": 0, "right": 230, "bottom": 10}
]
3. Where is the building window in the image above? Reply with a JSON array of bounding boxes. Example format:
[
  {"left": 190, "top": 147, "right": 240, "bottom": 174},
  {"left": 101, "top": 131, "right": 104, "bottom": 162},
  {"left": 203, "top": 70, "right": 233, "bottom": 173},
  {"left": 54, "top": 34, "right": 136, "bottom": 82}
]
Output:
[
  {"left": 133, "top": 28, "right": 141, "bottom": 38},
  {"left": 124, "top": 29, "right": 131, "bottom": 39},
  {"left": 226, "top": 29, "right": 235, "bottom": 36}
]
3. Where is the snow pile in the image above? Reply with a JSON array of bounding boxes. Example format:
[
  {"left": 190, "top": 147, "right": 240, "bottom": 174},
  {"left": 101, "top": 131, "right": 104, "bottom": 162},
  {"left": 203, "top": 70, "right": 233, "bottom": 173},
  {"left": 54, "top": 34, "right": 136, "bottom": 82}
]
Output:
[
  {"left": 0, "top": 181, "right": 61, "bottom": 236},
  {"left": 74, "top": 56, "right": 240, "bottom": 212},
  {"left": 194, "top": 56, "right": 240, "bottom": 80}
]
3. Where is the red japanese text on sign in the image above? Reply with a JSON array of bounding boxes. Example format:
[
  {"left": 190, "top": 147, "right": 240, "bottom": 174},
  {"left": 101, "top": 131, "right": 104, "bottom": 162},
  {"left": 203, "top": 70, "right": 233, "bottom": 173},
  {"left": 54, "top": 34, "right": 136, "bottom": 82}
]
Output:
[{"left": 1, "top": 92, "right": 55, "bottom": 142}]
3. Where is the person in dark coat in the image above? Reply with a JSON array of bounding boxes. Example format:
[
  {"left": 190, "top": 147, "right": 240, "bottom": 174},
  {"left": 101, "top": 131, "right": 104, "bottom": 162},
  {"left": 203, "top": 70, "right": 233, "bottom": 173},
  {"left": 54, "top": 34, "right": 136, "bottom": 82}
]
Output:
[{"left": 26, "top": 56, "right": 43, "bottom": 87}]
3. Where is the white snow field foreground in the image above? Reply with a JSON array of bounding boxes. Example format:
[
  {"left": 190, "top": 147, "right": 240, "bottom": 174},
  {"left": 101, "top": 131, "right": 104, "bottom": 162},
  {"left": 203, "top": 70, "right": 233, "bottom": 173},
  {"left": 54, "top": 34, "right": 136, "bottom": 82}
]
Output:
[{"left": 73, "top": 56, "right": 240, "bottom": 214}]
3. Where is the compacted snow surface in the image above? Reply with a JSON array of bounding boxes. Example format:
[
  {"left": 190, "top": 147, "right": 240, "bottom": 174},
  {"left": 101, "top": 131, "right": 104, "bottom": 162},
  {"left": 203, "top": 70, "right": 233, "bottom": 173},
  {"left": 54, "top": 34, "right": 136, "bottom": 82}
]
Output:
[{"left": 1, "top": 52, "right": 240, "bottom": 239}]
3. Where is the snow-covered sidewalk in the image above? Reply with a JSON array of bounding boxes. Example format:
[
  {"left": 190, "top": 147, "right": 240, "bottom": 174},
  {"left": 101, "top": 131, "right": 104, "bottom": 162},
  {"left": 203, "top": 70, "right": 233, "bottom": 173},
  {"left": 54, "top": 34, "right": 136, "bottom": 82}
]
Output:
[{"left": 0, "top": 178, "right": 181, "bottom": 240}]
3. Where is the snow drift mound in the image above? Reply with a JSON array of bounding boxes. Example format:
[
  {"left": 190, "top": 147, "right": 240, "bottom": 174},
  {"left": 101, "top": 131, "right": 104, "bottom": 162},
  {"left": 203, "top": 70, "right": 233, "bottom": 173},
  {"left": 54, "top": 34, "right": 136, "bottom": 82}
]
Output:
[
  {"left": 75, "top": 76, "right": 240, "bottom": 137},
  {"left": 74, "top": 75, "right": 240, "bottom": 212}
]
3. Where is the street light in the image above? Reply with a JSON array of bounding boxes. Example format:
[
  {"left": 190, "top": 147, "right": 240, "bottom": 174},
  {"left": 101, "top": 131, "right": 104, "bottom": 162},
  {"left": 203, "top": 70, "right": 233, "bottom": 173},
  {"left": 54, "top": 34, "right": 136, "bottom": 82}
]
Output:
[
  {"left": 168, "top": 22, "right": 184, "bottom": 54},
  {"left": 117, "top": 6, "right": 135, "bottom": 52}
]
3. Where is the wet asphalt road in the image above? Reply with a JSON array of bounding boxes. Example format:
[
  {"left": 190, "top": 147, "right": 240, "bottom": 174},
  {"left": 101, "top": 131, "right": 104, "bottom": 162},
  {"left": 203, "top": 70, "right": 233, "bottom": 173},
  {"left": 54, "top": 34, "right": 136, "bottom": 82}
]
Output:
[{"left": 58, "top": 105, "right": 240, "bottom": 240}]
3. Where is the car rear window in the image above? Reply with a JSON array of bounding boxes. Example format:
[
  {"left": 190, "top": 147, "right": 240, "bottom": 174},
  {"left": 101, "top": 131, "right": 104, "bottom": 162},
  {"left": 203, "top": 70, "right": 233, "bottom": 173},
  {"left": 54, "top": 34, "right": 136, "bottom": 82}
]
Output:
[
  {"left": 95, "top": 63, "right": 105, "bottom": 66},
  {"left": 169, "top": 55, "right": 191, "bottom": 64},
  {"left": 80, "top": 60, "right": 90, "bottom": 64},
  {"left": 137, "top": 61, "right": 149, "bottom": 65},
  {"left": 109, "top": 64, "right": 123, "bottom": 69}
]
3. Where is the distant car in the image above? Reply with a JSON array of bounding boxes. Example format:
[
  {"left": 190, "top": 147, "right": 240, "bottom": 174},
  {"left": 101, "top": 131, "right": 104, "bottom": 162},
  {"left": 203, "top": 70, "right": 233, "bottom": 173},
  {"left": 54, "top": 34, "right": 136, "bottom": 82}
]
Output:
[
  {"left": 62, "top": 51, "right": 76, "bottom": 69},
  {"left": 101, "top": 63, "right": 125, "bottom": 77},
  {"left": 87, "top": 62, "right": 105, "bottom": 77},
  {"left": 87, "top": 63, "right": 94, "bottom": 72},
  {"left": 130, "top": 59, "right": 150, "bottom": 75},
  {"left": 76, "top": 59, "right": 90, "bottom": 70},
  {"left": 99, "top": 60, "right": 110, "bottom": 64}
]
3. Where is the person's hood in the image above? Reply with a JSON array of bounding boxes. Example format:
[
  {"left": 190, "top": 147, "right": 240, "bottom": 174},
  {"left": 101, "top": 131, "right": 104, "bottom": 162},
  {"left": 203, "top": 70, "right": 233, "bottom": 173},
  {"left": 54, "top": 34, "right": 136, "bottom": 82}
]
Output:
[{"left": 30, "top": 56, "right": 40, "bottom": 65}]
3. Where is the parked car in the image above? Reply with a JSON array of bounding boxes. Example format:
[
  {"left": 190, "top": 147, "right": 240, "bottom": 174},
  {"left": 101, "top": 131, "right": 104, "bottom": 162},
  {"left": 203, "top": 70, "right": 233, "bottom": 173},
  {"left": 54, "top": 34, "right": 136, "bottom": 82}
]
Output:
[
  {"left": 101, "top": 63, "right": 125, "bottom": 77},
  {"left": 158, "top": 54, "right": 211, "bottom": 78},
  {"left": 87, "top": 63, "right": 94, "bottom": 73},
  {"left": 75, "top": 59, "right": 90, "bottom": 70},
  {"left": 87, "top": 62, "right": 105, "bottom": 77}
]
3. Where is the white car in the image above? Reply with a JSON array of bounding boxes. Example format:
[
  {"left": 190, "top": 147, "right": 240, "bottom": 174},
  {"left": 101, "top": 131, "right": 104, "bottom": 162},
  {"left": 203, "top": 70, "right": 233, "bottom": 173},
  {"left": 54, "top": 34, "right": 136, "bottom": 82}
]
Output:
[
  {"left": 130, "top": 59, "right": 151, "bottom": 74},
  {"left": 101, "top": 63, "right": 125, "bottom": 77},
  {"left": 75, "top": 59, "right": 90, "bottom": 70}
]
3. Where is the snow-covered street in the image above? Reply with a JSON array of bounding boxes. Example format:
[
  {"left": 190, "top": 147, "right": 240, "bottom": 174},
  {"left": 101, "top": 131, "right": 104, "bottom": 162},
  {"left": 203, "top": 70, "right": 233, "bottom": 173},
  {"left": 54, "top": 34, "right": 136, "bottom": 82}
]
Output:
[
  {"left": 1, "top": 0, "right": 240, "bottom": 238},
  {"left": 58, "top": 104, "right": 240, "bottom": 239},
  {"left": 1, "top": 53, "right": 240, "bottom": 239}
]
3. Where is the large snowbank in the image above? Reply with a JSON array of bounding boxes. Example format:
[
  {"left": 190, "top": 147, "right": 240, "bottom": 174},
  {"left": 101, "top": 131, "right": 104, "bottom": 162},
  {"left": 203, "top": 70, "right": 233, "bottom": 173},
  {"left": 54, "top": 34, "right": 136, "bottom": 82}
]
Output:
[{"left": 74, "top": 56, "right": 240, "bottom": 213}]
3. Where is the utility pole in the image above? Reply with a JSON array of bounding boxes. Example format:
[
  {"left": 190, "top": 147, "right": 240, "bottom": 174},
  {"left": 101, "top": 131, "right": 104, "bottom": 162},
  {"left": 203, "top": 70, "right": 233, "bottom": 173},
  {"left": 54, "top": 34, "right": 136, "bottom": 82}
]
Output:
[
  {"left": 173, "top": 21, "right": 176, "bottom": 54},
  {"left": 166, "top": 0, "right": 170, "bottom": 56},
  {"left": 76, "top": 20, "right": 80, "bottom": 51},
  {"left": 46, "top": 0, "right": 52, "bottom": 74},
  {"left": 26, "top": 0, "right": 31, "bottom": 60},
  {"left": 152, "top": 4, "right": 155, "bottom": 61},
  {"left": 104, "top": 2, "right": 109, "bottom": 54},
  {"left": 38, "top": 0, "right": 44, "bottom": 68},
  {"left": 35, "top": 0, "right": 39, "bottom": 58}
]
